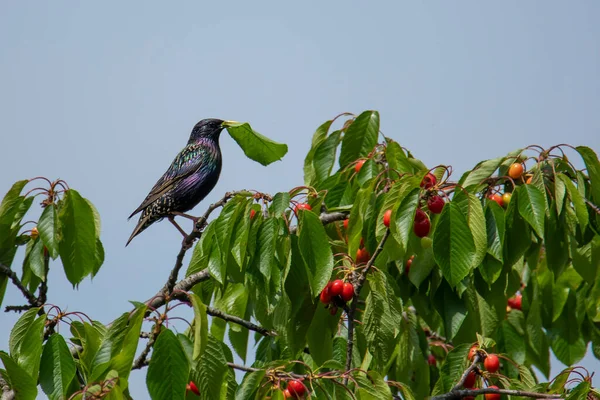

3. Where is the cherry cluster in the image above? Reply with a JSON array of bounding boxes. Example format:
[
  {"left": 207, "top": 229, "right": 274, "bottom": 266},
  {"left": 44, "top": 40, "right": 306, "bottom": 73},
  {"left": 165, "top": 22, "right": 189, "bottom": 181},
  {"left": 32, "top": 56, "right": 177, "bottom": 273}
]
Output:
[
  {"left": 413, "top": 172, "right": 446, "bottom": 238},
  {"left": 488, "top": 162, "right": 527, "bottom": 207},
  {"left": 462, "top": 346, "right": 502, "bottom": 400},
  {"left": 320, "top": 279, "right": 354, "bottom": 314}
]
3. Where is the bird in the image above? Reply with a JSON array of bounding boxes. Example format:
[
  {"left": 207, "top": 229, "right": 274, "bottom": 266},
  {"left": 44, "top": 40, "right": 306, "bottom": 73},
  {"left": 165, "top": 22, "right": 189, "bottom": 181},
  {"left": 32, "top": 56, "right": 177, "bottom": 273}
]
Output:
[{"left": 127, "top": 118, "right": 228, "bottom": 246}]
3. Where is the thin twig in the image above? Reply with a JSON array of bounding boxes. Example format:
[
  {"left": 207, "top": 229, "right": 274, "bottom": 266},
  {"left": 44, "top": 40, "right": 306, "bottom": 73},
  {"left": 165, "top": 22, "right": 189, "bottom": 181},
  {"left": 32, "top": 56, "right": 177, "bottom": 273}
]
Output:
[
  {"left": 131, "top": 335, "right": 156, "bottom": 370},
  {"left": 38, "top": 247, "right": 50, "bottom": 306},
  {"left": 0, "top": 262, "right": 39, "bottom": 308},
  {"left": 343, "top": 229, "right": 390, "bottom": 385},
  {"left": 207, "top": 306, "right": 277, "bottom": 337}
]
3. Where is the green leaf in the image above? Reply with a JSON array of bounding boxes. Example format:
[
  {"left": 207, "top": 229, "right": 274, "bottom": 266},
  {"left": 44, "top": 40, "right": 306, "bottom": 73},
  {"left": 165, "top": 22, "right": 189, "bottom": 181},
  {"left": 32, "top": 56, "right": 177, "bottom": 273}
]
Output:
[
  {"left": 9, "top": 307, "right": 44, "bottom": 378},
  {"left": 254, "top": 217, "right": 278, "bottom": 284},
  {"left": 298, "top": 210, "right": 333, "bottom": 297},
  {"left": 235, "top": 370, "right": 265, "bottom": 400},
  {"left": 38, "top": 204, "right": 59, "bottom": 259},
  {"left": 307, "top": 305, "right": 337, "bottom": 366},
  {"left": 465, "top": 284, "right": 499, "bottom": 337},
  {"left": 339, "top": 110, "right": 380, "bottom": 167},
  {"left": 355, "top": 371, "right": 393, "bottom": 400},
  {"left": 23, "top": 237, "right": 45, "bottom": 281},
  {"left": 39, "top": 334, "right": 77, "bottom": 400},
  {"left": 57, "top": 189, "right": 99, "bottom": 285},
  {"left": 269, "top": 192, "right": 290, "bottom": 216},
  {"left": 386, "top": 140, "right": 415, "bottom": 174},
  {"left": 0, "top": 180, "right": 29, "bottom": 291},
  {"left": 455, "top": 192, "right": 486, "bottom": 269},
  {"left": 566, "top": 381, "right": 591, "bottom": 400},
  {"left": 224, "top": 122, "right": 288, "bottom": 166},
  {"left": 485, "top": 202, "right": 505, "bottom": 262},
  {"left": 364, "top": 273, "right": 403, "bottom": 372},
  {"left": 393, "top": 188, "right": 420, "bottom": 251},
  {"left": 576, "top": 146, "right": 600, "bottom": 203},
  {"left": 189, "top": 293, "right": 209, "bottom": 360},
  {"left": 197, "top": 335, "right": 228, "bottom": 400},
  {"left": 459, "top": 157, "right": 503, "bottom": 188},
  {"left": 437, "top": 344, "right": 470, "bottom": 392},
  {"left": 433, "top": 202, "right": 476, "bottom": 287},
  {"left": 304, "top": 119, "right": 334, "bottom": 185},
  {"left": 558, "top": 174, "right": 588, "bottom": 230},
  {"left": 0, "top": 351, "right": 37, "bottom": 400},
  {"left": 498, "top": 320, "right": 526, "bottom": 365},
  {"left": 550, "top": 293, "right": 586, "bottom": 365},
  {"left": 313, "top": 130, "right": 342, "bottom": 184},
  {"left": 146, "top": 329, "right": 189, "bottom": 400},
  {"left": 517, "top": 184, "right": 546, "bottom": 238},
  {"left": 434, "top": 282, "right": 467, "bottom": 340},
  {"left": 110, "top": 304, "right": 145, "bottom": 380}
]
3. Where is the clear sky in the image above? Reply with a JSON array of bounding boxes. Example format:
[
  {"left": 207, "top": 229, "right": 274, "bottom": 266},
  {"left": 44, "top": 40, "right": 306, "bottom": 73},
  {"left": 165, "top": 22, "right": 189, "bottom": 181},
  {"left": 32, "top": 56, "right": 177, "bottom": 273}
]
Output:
[{"left": 1, "top": 1, "right": 599, "bottom": 397}]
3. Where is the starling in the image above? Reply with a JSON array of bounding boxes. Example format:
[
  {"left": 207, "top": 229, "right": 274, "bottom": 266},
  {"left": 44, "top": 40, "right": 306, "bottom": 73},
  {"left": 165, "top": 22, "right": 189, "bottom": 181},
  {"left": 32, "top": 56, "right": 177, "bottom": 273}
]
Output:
[{"left": 127, "top": 118, "right": 227, "bottom": 245}]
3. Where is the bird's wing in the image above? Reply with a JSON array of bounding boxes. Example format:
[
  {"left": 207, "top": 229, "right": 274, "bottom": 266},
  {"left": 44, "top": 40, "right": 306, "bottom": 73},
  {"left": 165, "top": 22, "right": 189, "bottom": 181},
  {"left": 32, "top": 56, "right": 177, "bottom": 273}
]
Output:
[{"left": 128, "top": 145, "right": 207, "bottom": 218}]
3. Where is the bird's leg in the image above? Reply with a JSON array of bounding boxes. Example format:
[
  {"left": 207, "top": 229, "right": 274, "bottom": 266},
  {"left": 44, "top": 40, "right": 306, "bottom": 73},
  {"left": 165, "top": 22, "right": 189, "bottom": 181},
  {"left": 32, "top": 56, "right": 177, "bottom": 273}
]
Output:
[
  {"left": 171, "top": 211, "right": 205, "bottom": 230},
  {"left": 168, "top": 216, "right": 188, "bottom": 238},
  {"left": 171, "top": 211, "right": 198, "bottom": 222}
]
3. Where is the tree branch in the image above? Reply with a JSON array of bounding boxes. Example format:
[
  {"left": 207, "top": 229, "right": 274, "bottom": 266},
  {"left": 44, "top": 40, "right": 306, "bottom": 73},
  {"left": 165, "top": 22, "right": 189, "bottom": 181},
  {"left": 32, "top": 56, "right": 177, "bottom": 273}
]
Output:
[
  {"left": 430, "top": 387, "right": 563, "bottom": 400},
  {"left": 207, "top": 306, "right": 276, "bottom": 336},
  {"left": 144, "top": 269, "right": 211, "bottom": 314},
  {"left": 0, "top": 262, "right": 39, "bottom": 309},
  {"left": 444, "top": 352, "right": 480, "bottom": 393},
  {"left": 289, "top": 211, "right": 347, "bottom": 234},
  {"left": 343, "top": 229, "right": 390, "bottom": 385}
]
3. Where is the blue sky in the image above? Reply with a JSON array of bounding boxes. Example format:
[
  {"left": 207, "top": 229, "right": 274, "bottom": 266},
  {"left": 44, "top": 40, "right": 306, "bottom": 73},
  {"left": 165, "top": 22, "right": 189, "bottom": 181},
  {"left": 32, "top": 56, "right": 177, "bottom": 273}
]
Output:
[{"left": 1, "top": 1, "right": 599, "bottom": 397}]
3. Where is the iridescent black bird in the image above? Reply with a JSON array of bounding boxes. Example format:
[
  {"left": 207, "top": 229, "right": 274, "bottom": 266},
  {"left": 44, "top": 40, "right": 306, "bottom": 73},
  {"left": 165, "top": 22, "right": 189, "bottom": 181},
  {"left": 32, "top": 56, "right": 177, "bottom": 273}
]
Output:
[{"left": 127, "top": 118, "right": 228, "bottom": 245}]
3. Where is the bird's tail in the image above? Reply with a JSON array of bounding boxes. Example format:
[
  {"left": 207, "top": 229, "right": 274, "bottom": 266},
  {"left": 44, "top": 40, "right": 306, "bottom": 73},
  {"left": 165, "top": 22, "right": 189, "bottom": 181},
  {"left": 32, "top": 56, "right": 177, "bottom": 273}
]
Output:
[{"left": 126, "top": 212, "right": 155, "bottom": 246}]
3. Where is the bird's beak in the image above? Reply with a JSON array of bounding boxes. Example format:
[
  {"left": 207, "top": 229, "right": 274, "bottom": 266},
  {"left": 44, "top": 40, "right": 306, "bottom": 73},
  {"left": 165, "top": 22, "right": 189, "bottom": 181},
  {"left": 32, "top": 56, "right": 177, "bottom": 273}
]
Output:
[{"left": 222, "top": 120, "right": 241, "bottom": 128}]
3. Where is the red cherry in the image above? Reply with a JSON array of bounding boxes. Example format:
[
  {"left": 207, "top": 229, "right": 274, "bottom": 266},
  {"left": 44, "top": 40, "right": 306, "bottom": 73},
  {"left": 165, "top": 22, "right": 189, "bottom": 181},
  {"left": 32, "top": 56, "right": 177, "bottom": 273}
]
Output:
[
  {"left": 468, "top": 345, "right": 478, "bottom": 361},
  {"left": 420, "top": 172, "right": 437, "bottom": 189},
  {"left": 413, "top": 216, "right": 431, "bottom": 238},
  {"left": 330, "top": 280, "right": 344, "bottom": 296},
  {"left": 507, "top": 297, "right": 516, "bottom": 308},
  {"left": 484, "top": 354, "right": 500, "bottom": 373},
  {"left": 427, "top": 354, "right": 436, "bottom": 366},
  {"left": 383, "top": 209, "right": 392, "bottom": 227},
  {"left": 489, "top": 194, "right": 503, "bottom": 207},
  {"left": 463, "top": 371, "right": 476, "bottom": 388},
  {"left": 341, "top": 282, "right": 354, "bottom": 302},
  {"left": 294, "top": 203, "right": 312, "bottom": 213},
  {"left": 414, "top": 208, "right": 427, "bottom": 222},
  {"left": 355, "top": 159, "right": 366, "bottom": 173},
  {"left": 405, "top": 256, "right": 414, "bottom": 274},
  {"left": 356, "top": 248, "right": 370, "bottom": 263},
  {"left": 287, "top": 380, "right": 306, "bottom": 397},
  {"left": 250, "top": 209, "right": 256, "bottom": 219},
  {"left": 513, "top": 294, "right": 522, "bottom": 310},
  {"left": 319, "top": 283, "right": 333, "bottom": 304},
  {"left": 343, "top": 219, "right": 349, "bottom": 229},
  {"left": 485, "top": 386, "right": 501, "bottom": 400},
  {"left": 427, "top": 196, "right": 445, "bottom": 214},
  {"left": 186, "top": 381, "right": 200, "bottom": 396}
]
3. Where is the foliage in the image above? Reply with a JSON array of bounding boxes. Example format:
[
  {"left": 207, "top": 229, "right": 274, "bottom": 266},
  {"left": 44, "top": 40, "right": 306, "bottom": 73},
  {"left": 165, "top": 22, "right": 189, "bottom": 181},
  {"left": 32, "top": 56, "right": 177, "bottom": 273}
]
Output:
[{"left": 0, "top": 112, "right": 599, "bottom": 399}]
